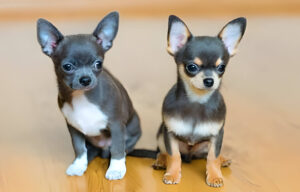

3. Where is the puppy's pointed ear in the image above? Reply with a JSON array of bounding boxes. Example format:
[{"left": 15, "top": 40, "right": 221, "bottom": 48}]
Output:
[
  {"left": 218, "top": 17, "right": 247, "bottom": 56},
  {"left": 93, "top": 11, "right": 119, "bottom": 52},
  {"left": 37, "top": 18, "right": 64, "bottom": 56},
  {"left": 167, "top": 15, "right": 192, "bottom": 56}
]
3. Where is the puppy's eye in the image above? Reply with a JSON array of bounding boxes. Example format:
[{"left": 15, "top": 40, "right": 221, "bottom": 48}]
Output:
[
  {"left": 94, "top": 60, "right": 103, "bottom": 70},
  {"left": 216, "top": 64, "right": 226, "bottom": 73},
  {"left": 62, "top": 63, "right": 74, "bottom": 72},
  {"left": 186, "top": 64, "right": 199, "bottom": 74}
]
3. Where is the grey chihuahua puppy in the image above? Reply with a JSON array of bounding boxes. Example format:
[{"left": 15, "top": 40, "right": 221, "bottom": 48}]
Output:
[{"left": 37, "top": 12, "right": 141, "bottom": 180}]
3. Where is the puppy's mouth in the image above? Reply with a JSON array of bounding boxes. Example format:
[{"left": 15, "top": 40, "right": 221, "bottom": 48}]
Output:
[
  {"left": 80, "top": 86, "right": 94, "bottom": 91},
  {"left": 193, "top": 84, "right": 211, "bottom": 90},
  {"left": 77, "top": 85, "right": 96, "bottom": 91},
  {"left": 190, "top": 81, "right": 214, "bottom": 91},
  {"left": 69, "top": 83, "right": 96, "bottom": 91}
]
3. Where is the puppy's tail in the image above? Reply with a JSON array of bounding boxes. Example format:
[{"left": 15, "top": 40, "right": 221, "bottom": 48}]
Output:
[{"left": 127, "top": 149, "right": 158, "bottom": 159}]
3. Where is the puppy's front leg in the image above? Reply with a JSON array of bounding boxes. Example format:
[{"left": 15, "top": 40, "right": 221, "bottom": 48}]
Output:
[
  {"left": 206, "top": 128, "right": 224, "bottom": 187},
  {"left": 163, "top": 134, "right": 182, "bottom": 184},
  {"left": 105, "top": 122, "right": 126, "bottom": 180},
  {"left": 66, "top": 123, "right": 88, "bottom": 176}
]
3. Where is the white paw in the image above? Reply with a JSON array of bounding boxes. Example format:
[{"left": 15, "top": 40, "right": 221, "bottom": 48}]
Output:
[
  {"left": 105, "top": 158, "right": 126, "bottom": 180},
  {"left": 105, "top": 169, "right": 126, "bottom": 180},
  {"left": 66, "top": 154, "right": 88, "bottom": 176},
  {"left": 66, "top": 163, "right": 87, "bottom": 176}
]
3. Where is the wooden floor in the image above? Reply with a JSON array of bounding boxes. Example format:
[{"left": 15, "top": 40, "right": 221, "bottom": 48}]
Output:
[{"left": 0, "top": 16, "right": 300, "bottom": 192}]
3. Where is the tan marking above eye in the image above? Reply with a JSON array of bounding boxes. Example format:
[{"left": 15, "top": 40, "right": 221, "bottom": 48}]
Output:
[
  {"left": 193, "top": 57, "right": 202, "bottom": 65},
  {"left": 216, "top": 58, "right": 222, "bottom": 66}
]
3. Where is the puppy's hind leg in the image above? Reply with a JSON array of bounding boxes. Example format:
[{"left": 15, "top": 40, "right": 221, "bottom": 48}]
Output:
[
  {"left": 152, "top": 134, "right": 167, "bottom": 170},
  {"left": 86, "top": 140, "right": 100, "bottom": 163},
  {"left": 125, "top": 112, "right": 142, "bottom": 153},
  {"left": 153, "top": 123, "right": 167, "bottom": 170},
  {"left": 220, "top": 155, "right": 231, "bottom": 167}
]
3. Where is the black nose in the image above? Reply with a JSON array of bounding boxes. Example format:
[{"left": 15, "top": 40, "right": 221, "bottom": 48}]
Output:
[
  {"left": 203, "top": 78, "right": 214, "bottom": 88},
  {"left": 79, "top": 76, "right": 91, "bottom": 86}
]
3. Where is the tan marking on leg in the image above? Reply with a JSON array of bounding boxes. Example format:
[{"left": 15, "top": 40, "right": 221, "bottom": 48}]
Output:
[
  {"left": 163, "top": 136, "right": 181, "bottom": 184},
  {"left": 206, "top": 140, "right": 224, "bottom": 188},
  {"left": 152, "top": 153, "right": 167, "bottom": 170}
]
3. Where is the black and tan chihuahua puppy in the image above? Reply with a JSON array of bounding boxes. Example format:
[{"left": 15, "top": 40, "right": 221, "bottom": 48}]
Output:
[
  {"left": 37, "top": 12, "right": 141, "bottom": 180},
  {"left": 153, "top": 16, "right": 246, "bottom": 187}
]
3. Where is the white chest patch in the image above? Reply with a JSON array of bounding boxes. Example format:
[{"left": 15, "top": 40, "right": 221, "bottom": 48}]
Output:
[
  {"left": 61, "top": 93, "right": 108, "bottom": 136},
  {"left": 165, "top": 117, "right": 223, "bottom": 137}
]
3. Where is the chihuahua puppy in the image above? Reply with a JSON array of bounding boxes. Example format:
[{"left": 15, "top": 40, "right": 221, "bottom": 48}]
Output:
[
  {"left": 37, "top": 12, "right": 141, "bottom": 180},
  {"left": 153, "top": 16, "right": 246, "bottom": 187}
]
